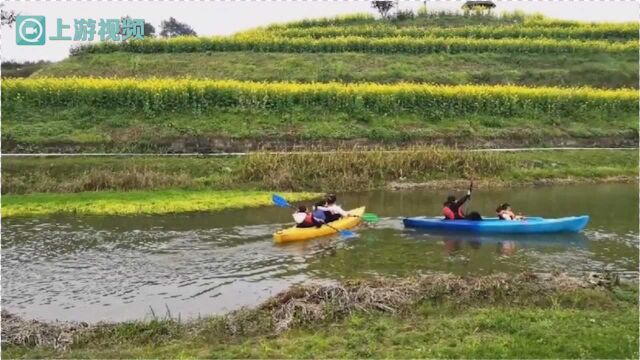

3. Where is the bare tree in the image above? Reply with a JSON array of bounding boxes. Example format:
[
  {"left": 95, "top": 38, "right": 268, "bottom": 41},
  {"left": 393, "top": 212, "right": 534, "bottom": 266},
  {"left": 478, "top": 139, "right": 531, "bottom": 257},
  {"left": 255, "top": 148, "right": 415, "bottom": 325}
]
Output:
[{"left": 371, "top": 0, "right": 396, "bottom": 19}]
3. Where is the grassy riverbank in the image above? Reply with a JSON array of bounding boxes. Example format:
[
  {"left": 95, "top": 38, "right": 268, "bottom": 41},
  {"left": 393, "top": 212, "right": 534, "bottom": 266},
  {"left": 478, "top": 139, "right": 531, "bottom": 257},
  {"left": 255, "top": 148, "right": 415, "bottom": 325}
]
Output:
[
  {"left": 4, "top": 104, "right": 636, "bottom": 153},
  {"left": 2, "top": 149, "right": 636, "bottom": 217},
  {"left": 3, "top": 274, "right": 637, "bottom": 358},
  {"left": 1, "top": 190, "right": 319, "bottom": 218},
  {"left": 3, "top": 149, "right": 637, "bottom": 194}
]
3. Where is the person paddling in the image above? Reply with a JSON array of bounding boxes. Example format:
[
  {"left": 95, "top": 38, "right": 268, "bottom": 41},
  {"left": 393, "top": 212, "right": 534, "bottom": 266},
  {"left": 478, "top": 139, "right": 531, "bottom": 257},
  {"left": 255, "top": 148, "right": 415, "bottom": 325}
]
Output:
[
  {"left": 442, "top": 182, "right": 482, "bottom": 221},
  {"left": 312, "top": 201, "right": 327, "bottom": 225},
  {"left": 318, "top": 194, "right": 349, "bottom": 223}
]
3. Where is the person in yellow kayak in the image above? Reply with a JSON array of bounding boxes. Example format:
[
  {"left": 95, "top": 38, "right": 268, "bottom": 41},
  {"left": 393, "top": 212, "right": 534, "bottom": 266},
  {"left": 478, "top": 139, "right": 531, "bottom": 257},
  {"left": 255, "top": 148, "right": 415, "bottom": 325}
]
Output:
[
  {"left": 312, "top": 201, "right": 327, "bottom": 224},
  {"left": 317, "top": 194, "right": 350, "bottom": 223},
  {"left": 293, "top": 206, "right": 320, "bottom": 228}
]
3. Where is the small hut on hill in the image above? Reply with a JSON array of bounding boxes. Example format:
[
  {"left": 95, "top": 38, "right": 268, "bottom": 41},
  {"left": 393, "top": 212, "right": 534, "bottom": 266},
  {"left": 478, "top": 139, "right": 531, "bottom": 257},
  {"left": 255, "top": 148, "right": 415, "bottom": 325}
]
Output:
[{"left": 462, "top": 0, "right": 496, "bottom": 13}]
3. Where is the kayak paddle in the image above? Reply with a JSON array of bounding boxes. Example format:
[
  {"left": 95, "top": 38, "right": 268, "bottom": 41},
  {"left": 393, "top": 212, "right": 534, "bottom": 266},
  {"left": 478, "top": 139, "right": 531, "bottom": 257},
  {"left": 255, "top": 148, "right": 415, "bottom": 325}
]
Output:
[
  {"left": 271, "top": 194, "right": 357, "bottom": 238},
  {"left": 273, "top": 194, "right": 379, "bottom": 222},
  {"left": 360, "top": 213, "right": 379, "bottom": 223},
  {"left": 323, "top": 223, "right": 357, "bottom": 239},
  {"left": 272, "top": 194, "right": 293, "bottom": 209},
  {"left": 465, "top": 178, "right": 474, "bottom": 212}
]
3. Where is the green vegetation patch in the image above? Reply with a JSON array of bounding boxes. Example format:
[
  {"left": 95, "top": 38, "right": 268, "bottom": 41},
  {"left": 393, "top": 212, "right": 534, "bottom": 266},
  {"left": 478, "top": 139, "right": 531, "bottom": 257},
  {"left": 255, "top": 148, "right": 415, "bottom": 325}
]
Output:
[
  {"left": 37, "top": 52, "right": 639, "bottom": 89},
  {"left": 238, "top": 149, "right": 639, "bottom": 191},
  {"left": 4, "top": 103, "right": 636, "bottom": 153},
  {"left": 3, "top": 273, "right": 637, "bottom": 359},
  {"left": 1, "top": 60, "right": 50, "bottom": 79},
  {"left": 1, "top": 190, "right": 320, "bottom": 218},
  {"left": 3, "top": 149, "right": 637, "bottom": 195}
]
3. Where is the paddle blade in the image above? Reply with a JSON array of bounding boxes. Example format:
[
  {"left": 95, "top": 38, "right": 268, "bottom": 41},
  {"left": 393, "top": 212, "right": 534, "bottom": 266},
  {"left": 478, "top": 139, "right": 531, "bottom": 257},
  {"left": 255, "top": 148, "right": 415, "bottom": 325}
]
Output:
[
  {"left": 361, "top": 213, "right": 379, "bottom": 223},
  {"left": 339, "top": 230, "right": 357, "bottom": 238},
  {"left": 272, "top": 194, "right": 290, "bottom": 208}
]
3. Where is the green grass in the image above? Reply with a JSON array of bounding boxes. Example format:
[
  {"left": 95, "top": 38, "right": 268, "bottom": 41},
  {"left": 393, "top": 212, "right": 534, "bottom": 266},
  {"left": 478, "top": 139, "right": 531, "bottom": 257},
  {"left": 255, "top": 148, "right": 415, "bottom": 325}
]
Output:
[
  {"left": 37, "top": 52, "right": 639, "bottom": 89},
  {"left": 1, "top": 61, "right": 50, "bottom": 78},
  {"left": 3, "top": 102, "right": 636, "bottom": 153},
  {"left": 1, "top": 189, "right": 319, "bottom": 218},
  {"left": 2, "top": 149, "right": 637, "bottom": 196},
  {"left": 1, "top": 156, "right": 242, "bottom": 194},
  {"left": 206, "top": 307, "right": 638, "bottom": 359},
  {"left": 4, "top": 282, "right": 638, "bottom": 359}
]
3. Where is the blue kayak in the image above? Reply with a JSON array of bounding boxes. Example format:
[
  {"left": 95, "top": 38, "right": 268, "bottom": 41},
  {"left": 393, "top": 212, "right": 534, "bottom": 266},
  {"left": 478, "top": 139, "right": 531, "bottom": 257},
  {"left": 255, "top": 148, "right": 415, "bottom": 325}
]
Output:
[{"left": 403, "top": 216, "right": 589, "bottom": 234}]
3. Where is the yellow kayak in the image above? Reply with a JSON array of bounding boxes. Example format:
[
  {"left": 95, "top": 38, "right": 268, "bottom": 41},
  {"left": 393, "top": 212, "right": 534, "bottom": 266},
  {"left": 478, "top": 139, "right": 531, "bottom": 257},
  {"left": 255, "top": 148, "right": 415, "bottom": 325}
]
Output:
[{"left": 273, "top": 207, "right": 365, "bottom": 243}]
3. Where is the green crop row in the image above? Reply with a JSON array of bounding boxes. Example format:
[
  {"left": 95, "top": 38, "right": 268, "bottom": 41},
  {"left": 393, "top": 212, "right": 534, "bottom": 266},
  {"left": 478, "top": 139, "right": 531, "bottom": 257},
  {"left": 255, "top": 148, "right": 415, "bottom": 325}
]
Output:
[
  {"left": 70, "top": 35, "right": 637, "bottom": 56},
  {"left": 4, "top": 77, "right": 636, "bottom": 118},
  {"left": 257, "top": 24, "right": 637, "bottom": 41}
]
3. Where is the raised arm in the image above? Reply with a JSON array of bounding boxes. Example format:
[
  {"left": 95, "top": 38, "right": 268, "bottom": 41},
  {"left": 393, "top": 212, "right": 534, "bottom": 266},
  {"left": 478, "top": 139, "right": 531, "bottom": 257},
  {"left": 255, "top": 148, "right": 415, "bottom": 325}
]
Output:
[{"left": 455, "top": 193, "right": 470, "bottom": 207}]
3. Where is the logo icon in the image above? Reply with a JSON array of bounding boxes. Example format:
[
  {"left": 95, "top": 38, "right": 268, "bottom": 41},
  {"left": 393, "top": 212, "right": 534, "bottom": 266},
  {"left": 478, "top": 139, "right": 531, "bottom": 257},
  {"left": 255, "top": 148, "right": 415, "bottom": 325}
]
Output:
[{"left": 16, "top": 16, "right": 46, "bottom": 46}]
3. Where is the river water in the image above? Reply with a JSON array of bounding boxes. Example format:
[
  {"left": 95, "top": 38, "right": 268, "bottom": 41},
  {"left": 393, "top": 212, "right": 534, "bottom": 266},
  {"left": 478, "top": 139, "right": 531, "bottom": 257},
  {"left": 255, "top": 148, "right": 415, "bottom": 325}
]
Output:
[{"left": 2, "top": 184, "right": 638, "bottom": 322}]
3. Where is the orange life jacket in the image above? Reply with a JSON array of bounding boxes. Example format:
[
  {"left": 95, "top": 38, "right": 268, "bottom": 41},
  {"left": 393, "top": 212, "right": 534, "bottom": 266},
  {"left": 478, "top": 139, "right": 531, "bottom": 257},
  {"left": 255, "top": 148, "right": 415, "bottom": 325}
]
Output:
[
  {"left": 443, "top": 205, "right": 464, "bottom": 220},
  {"left": 303, "top": 213, "right": 315, "bottom": 225}
]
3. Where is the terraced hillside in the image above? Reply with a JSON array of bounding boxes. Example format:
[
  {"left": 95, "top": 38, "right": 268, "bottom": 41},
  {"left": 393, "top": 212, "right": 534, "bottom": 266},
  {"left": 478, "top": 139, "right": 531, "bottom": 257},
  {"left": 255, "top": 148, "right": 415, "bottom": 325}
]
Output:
[{"left": 3, "top": 11, "right": 638, "bottom": 153}]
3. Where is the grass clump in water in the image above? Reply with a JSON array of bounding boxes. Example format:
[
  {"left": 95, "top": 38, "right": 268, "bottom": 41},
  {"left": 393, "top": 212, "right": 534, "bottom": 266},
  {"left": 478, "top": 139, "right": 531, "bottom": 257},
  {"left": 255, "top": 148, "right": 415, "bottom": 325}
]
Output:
[{"left": 1, "top": 190, "right": 319, "bottom": 218}]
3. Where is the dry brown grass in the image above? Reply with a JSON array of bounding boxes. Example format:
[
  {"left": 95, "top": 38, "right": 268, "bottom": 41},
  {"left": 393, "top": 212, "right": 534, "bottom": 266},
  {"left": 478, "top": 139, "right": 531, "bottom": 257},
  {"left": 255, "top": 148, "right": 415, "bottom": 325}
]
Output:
[
  {"left": 240, "top": 147, "right": 509, "bottom": 191},
  {"left": 1, "top": 272, "right": 626, "bottom": 350},
  {"left": 259, "top": 272, "right": 605, "bottom": 333},
  {"left": 1, "top": 311, "right": 92, "bottom": 350},
  {"left": 3, "top": 168, "right": 194, "bottom": 194}
]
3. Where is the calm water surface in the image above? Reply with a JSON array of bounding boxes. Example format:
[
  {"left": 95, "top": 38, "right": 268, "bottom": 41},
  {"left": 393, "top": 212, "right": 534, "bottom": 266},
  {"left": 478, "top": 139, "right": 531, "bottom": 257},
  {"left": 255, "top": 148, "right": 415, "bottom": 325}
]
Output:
[{"left": 2, "top": 184, "right": 638, "bottom": 322}]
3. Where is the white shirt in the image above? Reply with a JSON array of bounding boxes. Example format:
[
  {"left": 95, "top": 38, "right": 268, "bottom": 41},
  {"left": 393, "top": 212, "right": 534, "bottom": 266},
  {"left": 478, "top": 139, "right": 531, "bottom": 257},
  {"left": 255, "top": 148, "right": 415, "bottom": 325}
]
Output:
[
  {"left": 316, "top": 204, "right": 349, "bottom": 217},
  {"left": 293, "top": 212, "right": 307, "bottom": 224}
]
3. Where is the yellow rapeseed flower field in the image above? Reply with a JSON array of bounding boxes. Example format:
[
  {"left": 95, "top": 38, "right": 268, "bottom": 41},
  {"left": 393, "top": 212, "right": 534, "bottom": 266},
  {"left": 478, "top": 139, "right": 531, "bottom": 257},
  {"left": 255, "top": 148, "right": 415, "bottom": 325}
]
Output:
[
  {"left": 3, "top": 77, "right": 636, "bottom": 117},
  {"left": 256, "top": 23, "right": 637, "bottom": 41},
  {"left": 70, "top": 34, "right": 637, "bottom": 56}
]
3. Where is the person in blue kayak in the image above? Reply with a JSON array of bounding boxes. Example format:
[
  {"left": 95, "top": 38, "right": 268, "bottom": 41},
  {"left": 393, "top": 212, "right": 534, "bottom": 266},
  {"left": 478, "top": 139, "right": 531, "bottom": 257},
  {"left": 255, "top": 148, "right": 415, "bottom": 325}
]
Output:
[
  {"left": 496, "top": 203, "right": 525, "bottom": 220},
  {"left": 442, "top": 181, "right": 482, "bottom": 221}
]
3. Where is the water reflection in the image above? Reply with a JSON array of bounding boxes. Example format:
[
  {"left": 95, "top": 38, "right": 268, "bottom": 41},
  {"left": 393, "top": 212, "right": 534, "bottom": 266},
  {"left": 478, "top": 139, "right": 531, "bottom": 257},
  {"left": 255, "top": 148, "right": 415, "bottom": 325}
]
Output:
[{"left": 405, "top": 229, "right": 588, "bottom": 259}]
